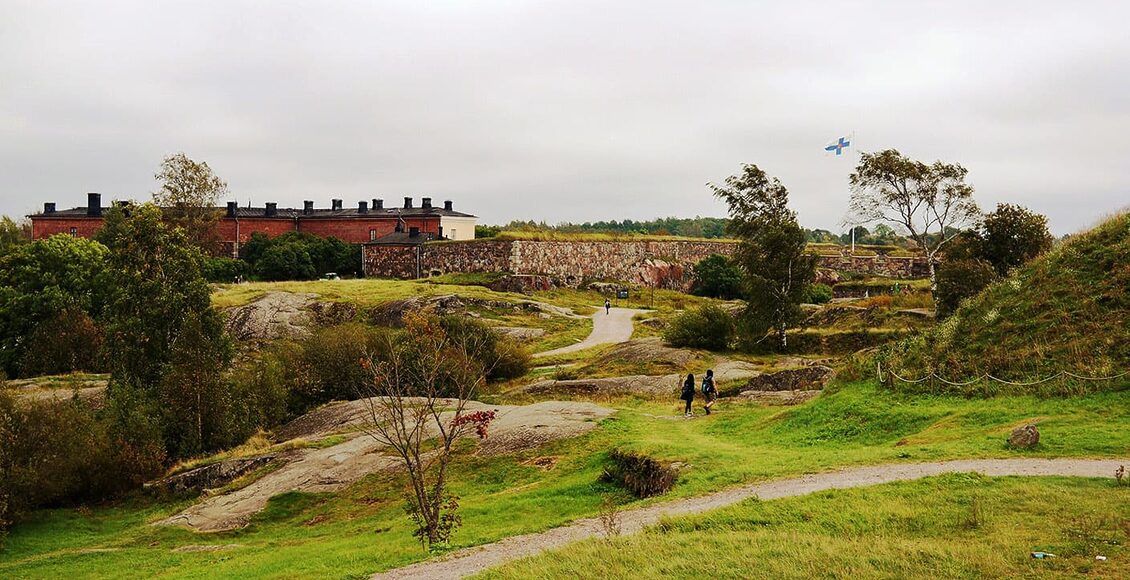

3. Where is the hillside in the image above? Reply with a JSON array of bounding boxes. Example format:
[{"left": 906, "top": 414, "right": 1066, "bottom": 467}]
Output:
[{"left": 882, "top": 211, "right": 1129, "bottom": 393}]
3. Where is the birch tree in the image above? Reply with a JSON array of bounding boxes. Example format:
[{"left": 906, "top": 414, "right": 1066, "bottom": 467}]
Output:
[
  {"left": 709, "top": 164, "right": 815, "bottom": 351},
  {"left": 848, "top": 149, "right": 980, "bottom": 290}
]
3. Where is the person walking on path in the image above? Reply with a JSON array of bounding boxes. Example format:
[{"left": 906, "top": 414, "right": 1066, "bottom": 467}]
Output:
[
  {"left": 604, "top": 298, "right": 611, "bottom": 315},
  {"left": 702, "top": 369, "right": 717, "bottom": 415},
  {"left": 680, "top": 373, "right": 696, "bottom": 417}
]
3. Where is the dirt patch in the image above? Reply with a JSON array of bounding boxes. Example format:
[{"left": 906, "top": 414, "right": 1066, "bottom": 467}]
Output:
[{"left": 155, "top": 399, "right": 613, "bottom": 532}]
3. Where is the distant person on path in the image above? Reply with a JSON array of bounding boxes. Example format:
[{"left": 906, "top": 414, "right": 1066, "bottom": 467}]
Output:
[
  {"left": 680, "top": 373, "right": 695, "bottom": 417},
  {"left": 702, "top": 369, "right": 717, "bottom": 415},
  {"left": 605, "top": 298, "right": 611, "bottom": 315}
]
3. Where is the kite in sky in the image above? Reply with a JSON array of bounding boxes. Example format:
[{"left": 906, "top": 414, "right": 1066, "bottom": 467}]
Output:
[{"left": 825, "top": 136, "right": 851, "bottom": 155}]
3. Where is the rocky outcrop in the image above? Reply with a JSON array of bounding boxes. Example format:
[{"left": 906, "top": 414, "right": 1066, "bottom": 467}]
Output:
[
  {"left": 738, "top": 366, "right": 834, "bottom": 393},
  {"left": 599, "top": 338, "right": 699, "bottom": 367},
  {"left": 737, "top": 390, "right": 822, "bottom": 405},
  {"left": 149, "top": 455, "right": 279, "bottom": 495},
  {"left": 494, "top": 327, "right": 547, "bottom": 342},
  {"left": 224, "top": 292, "right": 318, "bottom": 340}
]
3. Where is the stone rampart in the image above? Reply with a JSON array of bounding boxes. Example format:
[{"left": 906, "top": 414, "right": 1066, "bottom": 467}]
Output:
[{"left": 362, "top": 238, "right": 931, "bottom": 285}]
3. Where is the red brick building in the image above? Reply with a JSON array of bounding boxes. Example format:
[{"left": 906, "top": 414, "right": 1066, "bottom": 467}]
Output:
[{"left": 30, "top": 193, "right": 477, "bottom": 254}]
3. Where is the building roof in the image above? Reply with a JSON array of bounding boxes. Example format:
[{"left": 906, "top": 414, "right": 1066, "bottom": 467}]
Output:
[{"left": 31, "top": 204, "right": 476, "bottom": 219}]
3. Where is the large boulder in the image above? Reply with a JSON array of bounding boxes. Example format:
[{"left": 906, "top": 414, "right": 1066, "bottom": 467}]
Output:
[
  {"left": 599, "top": 338, "right": 699, "bottom": 368},
  {"left": 1008, "top": 424, "right": 1040, "bottom": 448}
]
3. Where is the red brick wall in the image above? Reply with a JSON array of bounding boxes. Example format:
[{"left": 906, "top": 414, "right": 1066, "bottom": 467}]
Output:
[
  {"left": 299, "top": 217, "right": 441, "bottom": 244},
  {"left": 215, "top": 217, "right": 297, "bottom": 244},
  {"left": 31, "top": 217, "right": 104, "bottom": 239}
]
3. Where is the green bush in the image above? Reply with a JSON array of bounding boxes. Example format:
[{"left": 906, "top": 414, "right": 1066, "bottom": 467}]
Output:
[
  {"left": 663, "top": 305, "right": 735, "bottom": 351},
  {"left": 243, "top": 232, "right": 361, "bottom": 281},
  {"left": 19, "top": 309, "right": 105, "bottom": 377},
  {"left": 805, "top": 283, "right": 833, "bottom": 304},
  {"left": 299, "top": 323, "right": 395, "bottom": 404},
  {"left": 690, "top": 254, "right": 744, "bottom": 300},
  {"left": 0, "top": 389, "right": 164, "bottom": 534},
  {"left": 935, "top": 259, "right": 998, "bottom": 318},
  {"left": 203, "top": 256, "right": 250, "bottom": 283},
  {"left": 601, "top": 449, "right": 678, "bottom": 498},
  {"left": 438, "top": 316, "right": 531, "bottom": 381}
]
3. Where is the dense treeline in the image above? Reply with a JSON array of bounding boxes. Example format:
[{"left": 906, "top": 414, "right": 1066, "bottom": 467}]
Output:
[{"left": 475, "top": 216, "right": 925, "bottom": 247}]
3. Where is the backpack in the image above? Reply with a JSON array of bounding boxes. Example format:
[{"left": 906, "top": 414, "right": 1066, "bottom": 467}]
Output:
[{"left": 702, "top": 376, "right": 714, "bottom": 394}]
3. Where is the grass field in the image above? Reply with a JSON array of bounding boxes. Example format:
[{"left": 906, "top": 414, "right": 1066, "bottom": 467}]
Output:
[
  {"left": 480, "top": 475, "right": 1129, "bottom": 579},
  {"left": 2, "top": 382, "right": 1127, "bottom": 578}
]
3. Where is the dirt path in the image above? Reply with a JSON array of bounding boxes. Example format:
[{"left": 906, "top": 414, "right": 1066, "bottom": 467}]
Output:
[
  {"left": 533, "top": 307, "right": 648, "bottom": 358},
  {"left": 372, "top": 457, "right": 1128, "bottom": 580}
]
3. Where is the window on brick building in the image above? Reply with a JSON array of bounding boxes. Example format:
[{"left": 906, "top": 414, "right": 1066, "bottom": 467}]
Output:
[
  {"left": 70, "top": 227, "right": 77, "bottom": 236},
  {"left": 370, "top": 229, "right": 376, "bottom": 241}
]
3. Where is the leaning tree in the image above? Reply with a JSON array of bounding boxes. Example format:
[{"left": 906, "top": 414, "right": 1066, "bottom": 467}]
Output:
[
  {"left": 847, "top": 149, "right": 981, "bottom": 290},
  {"left": 709, "top": 164, "right": 815, "bottom": 351}
]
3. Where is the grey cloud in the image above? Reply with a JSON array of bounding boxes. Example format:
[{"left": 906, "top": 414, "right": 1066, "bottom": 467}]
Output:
[{"left": 2, "top": 0, "right": 1128, "bottom": 234}]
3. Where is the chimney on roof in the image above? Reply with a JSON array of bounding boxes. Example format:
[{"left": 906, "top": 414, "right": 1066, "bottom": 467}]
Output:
[
  {"left": 87, "top": 193, "right": 102, "bottom": 217},
  {"left": 331, "top": 199, "right": 342, "bottom": 211},
  {"left": 403, "top": 197, "right": 413, "bottom": 209},
  {"left": 409, "top": 226, "right": 420, "bottom": 238},
  {"left": 303, "top": 200, "right": 314, "bottom": 215},
  {"left": 373, "top": 198, "right": 383, "bottom": 210},
  {"left": 44, "top": 202, "right": 56, "bottom": 214},
  {"left": 444, "top": 200, "right": 453, "bottom": 211},
  {"left": 226, "top": 201, "right": 237, "bottom": 218},
  {"left": 358, "top": 201, "right": 368, "bottom": 213},
  {"left": 421, "top": 197, "right": 432, "bottom": 209},
  {"left": 265, "top": 202, "right": 277, "bottom": 217}
]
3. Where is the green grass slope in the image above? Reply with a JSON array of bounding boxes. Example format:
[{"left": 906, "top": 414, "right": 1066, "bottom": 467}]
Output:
[{"left": 882, "top": 212, "right": 1129, "bottom": 394}]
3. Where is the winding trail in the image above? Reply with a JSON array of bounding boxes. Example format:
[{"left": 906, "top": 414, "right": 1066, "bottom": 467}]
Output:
[
  {"left": 533, "top": 307, "right": 648, "bottom": 358},
  {"left": 372, "top": 457, "right": 1128, "bottom": 580}
]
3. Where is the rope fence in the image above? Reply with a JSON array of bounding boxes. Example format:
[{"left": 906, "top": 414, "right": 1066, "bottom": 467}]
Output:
[{"left": 876, "top": 361, "right": 1130, "bottom": 387}]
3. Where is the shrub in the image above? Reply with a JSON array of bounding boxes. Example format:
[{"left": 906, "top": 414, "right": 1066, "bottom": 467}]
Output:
[
  {"left": 601, "top": 449, "right": 678, "bottom": 498},
  {"left": 805, "top": 283, "right": 833, "bottom": 304},
  {"left": 300, "top": 323, "right": 394, "bottom": 403},
  {"left": 663, "top": 305, "right": 735, "bottom": 350},
  {"left": 203, "top": 256, "right": 250, "bottom": 283},
  {"left": 439, "top": 316, "right": 531, "bottom": 381},
  {"left": 690, "top": 254, "right": 744, "bottom": 300},
  {"left": 0, "top": 388, "right": 164, "bottom": 534},
  {"left": 19, "top": 309, "right": 105, "bottom": 377},
  {"left": 935, "top": 259, "right": 998, "bottom": 318}
]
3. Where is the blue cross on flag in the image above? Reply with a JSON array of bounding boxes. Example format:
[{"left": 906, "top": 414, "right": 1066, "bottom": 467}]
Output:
[{"left": 825, "top": 136, "right": 850, "bottom": 155}]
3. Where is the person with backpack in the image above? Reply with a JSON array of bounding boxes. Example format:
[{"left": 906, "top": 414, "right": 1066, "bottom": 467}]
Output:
[
  {"left": 680, "top": 373, "right": 695, "bottom": 417},
  {"left": 702, "top": 369, "right": 717, "bottom": 414},
  {"left": 605, "top": 298, "right": 611, "bottom": 315}
]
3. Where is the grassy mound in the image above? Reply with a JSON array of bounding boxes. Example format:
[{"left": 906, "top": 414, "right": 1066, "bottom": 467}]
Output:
[{"left": 881, "top": 212, "right": 1129, "bottom": 394}]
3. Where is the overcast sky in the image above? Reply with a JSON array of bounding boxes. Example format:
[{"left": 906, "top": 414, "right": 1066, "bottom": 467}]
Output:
[{"left": 2, "top": 1, "right": 1128, "bottom": 234}]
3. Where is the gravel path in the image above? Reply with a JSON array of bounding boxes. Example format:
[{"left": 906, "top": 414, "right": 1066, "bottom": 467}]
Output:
[
  {"left": 372, "top": 457, "right": 1128, "bottom": 580},
  {"left": 533, "top": 307, "right": 648, "bottom": 358}
]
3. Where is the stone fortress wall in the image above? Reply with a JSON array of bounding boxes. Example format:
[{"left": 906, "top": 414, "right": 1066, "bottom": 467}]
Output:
[{"left": 363, "top": 239, "right": 931, "bottom": 287}]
